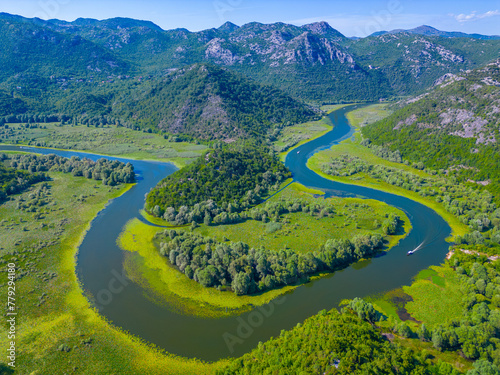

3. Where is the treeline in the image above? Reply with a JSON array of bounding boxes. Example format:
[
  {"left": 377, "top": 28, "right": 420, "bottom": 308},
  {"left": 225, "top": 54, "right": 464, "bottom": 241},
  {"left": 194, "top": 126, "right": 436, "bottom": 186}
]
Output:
[
  {"left": 8, "top": 153, "right": 135, "bottom": 185},
  {"left": 321, "top": 154, "right": 500, "bottom": 249},
  {"left": 0, "top": 113, "right": 133, "bottom": 129},
  {"left": 0, "top": 157, "right": 47, "bottom": 203},
  {"left": 156, "top": 228, "right": 386, "bottom": 295},
  {"left": 217, "top": 307, "right": 456, "bottom": 375},
  {"left": 146, "top": 144, "right": 291, "bottom": 221},
  {"left": 378, "top": 251, "right": 500, "bottom": 373}
]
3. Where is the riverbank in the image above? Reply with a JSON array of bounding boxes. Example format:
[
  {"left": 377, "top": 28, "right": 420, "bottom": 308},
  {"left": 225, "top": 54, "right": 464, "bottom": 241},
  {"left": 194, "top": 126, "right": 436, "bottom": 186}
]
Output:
[
  {"left": 0, "top": 168, "right": 221, "bottom": 374},
  {"left": 0, "top": 121, "right": 207, "bottom": 168},
  {"left": 306, "top": 105, "right": 468, "bottom": 239},
  {"left": 0, "top": 103, "right": 460, "bottom": 371},
  {"left": 118, "top": 182, "right": 411, "bottom": 319}
]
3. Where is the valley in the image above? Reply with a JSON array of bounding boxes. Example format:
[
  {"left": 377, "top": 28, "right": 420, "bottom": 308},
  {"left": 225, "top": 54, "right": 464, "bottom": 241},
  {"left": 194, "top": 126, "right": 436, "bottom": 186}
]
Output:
[{"left": 0, "top": 8, "right": 500, "bottom": 375}]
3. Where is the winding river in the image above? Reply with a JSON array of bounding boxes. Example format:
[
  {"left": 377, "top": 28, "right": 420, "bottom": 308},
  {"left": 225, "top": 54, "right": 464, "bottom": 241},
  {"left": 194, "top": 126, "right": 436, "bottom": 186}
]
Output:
[{"left": 0, "top": 105, "right": 451, "bottom": 361}]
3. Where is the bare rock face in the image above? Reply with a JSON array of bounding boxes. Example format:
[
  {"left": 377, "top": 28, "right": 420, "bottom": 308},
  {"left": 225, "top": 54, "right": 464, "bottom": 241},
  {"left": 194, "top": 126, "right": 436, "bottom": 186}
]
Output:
[
  {"left": 205, "top": 38, "right": 238, "bottom": 65},
  {"left": 443, "top": 108, "right": 494, "bottom": 144},
  {"left": 202, "top": 25, "right": 355, "bottom": 69}
]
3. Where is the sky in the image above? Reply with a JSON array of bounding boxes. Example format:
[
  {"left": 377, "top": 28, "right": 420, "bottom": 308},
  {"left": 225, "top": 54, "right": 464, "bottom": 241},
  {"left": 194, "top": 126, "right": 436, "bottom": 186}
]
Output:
[{"left": 0, "top": 0, "right": 499, "bottom": 37}]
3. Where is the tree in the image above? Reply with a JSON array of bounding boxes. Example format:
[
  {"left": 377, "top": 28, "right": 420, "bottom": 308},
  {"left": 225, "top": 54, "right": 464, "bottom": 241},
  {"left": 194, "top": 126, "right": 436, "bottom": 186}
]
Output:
[
  {"left": 418, "top": 323, "right": 431, "bottom": 342},
  {"left": 232, "top": 272, "right": 251, "bottom": 295},
  {"left": 432, "top": 329, "right": 445, "bottom": 351},
  {"left": 204, "top": 212, "right": 212, "bottom": 226},
  {"left": 346, "top": 298, "right": 379, "bottom": 323},
  {"left": 467, "top": 359, "right": 500, "bottom": 375}
]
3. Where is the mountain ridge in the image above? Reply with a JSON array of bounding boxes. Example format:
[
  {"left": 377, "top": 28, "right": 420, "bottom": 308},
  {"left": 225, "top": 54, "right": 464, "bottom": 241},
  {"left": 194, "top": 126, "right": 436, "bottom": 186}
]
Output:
[
  {"left": 0, "top": 12, "right": 499, "bottom": 131},
  {"left": 370, "top": 24, "right": 500, "bottom": 40}
]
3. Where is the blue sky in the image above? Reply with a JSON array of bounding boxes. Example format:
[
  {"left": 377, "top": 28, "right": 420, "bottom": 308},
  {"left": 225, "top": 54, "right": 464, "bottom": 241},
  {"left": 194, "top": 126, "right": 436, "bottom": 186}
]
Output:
[{"left": 1, "top": 0, "right": 499, "bottom": 36}]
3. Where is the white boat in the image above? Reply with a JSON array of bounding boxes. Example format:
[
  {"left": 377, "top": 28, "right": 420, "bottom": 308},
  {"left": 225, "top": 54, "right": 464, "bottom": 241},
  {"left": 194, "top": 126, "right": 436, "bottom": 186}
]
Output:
[{"left": 407, "top": 242, "right": 424, "bottom": 255}]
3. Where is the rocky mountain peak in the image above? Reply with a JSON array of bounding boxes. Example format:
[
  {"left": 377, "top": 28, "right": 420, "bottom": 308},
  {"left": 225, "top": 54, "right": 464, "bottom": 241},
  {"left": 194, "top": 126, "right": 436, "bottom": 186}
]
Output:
[
  {"left": 218, "top": 21, "right": 239, "bottom": 34},
  {"left": 302, "top": 21, "right": 345, "bottom": 39}
]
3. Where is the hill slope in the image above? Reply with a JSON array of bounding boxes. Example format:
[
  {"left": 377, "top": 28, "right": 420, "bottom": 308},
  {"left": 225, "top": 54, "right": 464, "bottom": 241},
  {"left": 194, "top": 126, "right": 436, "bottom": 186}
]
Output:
[
  {"left": 362, "top": 59, "right": 500, "bottom": 198},
  {"left": 1, "top": 14, "right": 499, "bottom": 104},
  {"left": 112, "top": 64, "right": 319, "bottom": 140},
  {"left": 0, "top": 15, "right": 130, "bottom": 81}
]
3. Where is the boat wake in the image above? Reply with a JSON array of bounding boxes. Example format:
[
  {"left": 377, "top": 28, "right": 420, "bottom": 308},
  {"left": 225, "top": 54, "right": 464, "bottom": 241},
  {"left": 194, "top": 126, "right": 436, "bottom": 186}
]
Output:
[{"left": 407, "top": 241, "right": 425, "bottom": 256}]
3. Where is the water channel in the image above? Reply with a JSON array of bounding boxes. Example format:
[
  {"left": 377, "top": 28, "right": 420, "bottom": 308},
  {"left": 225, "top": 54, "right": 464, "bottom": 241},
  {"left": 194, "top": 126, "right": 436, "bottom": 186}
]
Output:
[{"left": 0, "top": 105, "right": 451, "bottom": 361}]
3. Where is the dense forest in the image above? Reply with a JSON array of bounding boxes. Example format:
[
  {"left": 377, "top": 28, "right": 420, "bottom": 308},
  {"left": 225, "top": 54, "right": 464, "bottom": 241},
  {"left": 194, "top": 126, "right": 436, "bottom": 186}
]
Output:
[
  {"left": 0, "top": 155, "right": 46, "bottom": 203},
  {"left": 112, "top": 64, "right": 320, "bottom": 140},
  {"left": 217, "top": 306, "right": 458, "bottom": 374},
  {"left": 145, "top": 144, "right": 290, "bottom": 222}
]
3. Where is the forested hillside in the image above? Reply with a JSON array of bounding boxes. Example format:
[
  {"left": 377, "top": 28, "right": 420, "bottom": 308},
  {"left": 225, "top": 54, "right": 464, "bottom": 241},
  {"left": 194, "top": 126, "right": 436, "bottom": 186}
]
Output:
[
  {"left": 111, "top": 64, "right": 318, "bottom": 139},
  {"left": 0, "top": 12, "right": 499, "bottom": 112},
  {"left": 145, "top": 144, "right": 290, "bottom": 221},
  {"left": 362, "top": 59, "right": 500, "bottom": 198},
  {"left": 217, "top": 306, "right": 455, "bottom": 374}
]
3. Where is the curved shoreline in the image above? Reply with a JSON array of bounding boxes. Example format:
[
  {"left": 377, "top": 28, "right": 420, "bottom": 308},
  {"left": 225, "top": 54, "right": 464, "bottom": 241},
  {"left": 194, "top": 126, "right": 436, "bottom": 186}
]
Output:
[
  {"left": 305, "top": 142, "right": 468, "bottom": 239},
  {"left": 0, "top": 105, "right": 452, "bottom": 362}
]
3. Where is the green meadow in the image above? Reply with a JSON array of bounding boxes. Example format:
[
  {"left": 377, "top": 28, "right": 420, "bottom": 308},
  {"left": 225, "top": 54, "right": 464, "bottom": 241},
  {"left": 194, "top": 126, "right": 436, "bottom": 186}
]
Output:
[
  {"left": 0, "top": 122, "right": 208, "bottom": 167},
  {"left": 367, "top": 265, "right": 472, "bottom": 373},
  {"left": 0, "top": 171, "right": 221, "bottom": 374},
  {"left": 275, "top": 117, "right": 333, "bottom": 159},
  {"left": 118, "top": 182, "right": 411, "bottom": 318}
]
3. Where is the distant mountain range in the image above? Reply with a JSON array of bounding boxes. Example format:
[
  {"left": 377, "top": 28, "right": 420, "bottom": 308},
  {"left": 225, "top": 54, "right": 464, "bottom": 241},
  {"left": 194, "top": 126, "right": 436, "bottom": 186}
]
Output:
[
  {"left": 370, "top": 25, "right": 500, "bottom": 40},
  {"left": 1, "top": 13, "right": 499, "bottom": 102},
  {"left": 0, "top": 12, "right": 499, "bottom": 138}
]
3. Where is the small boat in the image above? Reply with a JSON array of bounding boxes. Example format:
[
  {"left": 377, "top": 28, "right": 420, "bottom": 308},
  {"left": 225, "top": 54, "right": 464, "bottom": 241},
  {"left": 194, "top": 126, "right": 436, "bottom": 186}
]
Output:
[
  {"left": 297, "top": 150, "right": 300, "bottom": 154},
  {"left": 407, "top": 241, "right": 424, "bottom": 256}
]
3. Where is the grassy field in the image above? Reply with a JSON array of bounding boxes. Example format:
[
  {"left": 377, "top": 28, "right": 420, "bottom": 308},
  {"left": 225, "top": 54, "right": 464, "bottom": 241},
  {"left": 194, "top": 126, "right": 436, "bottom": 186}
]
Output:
[
  {"left": 346, "top": 103, "right": 392, "bottom": 129},
  {"left": 367, "top": 264, "right": 472, "bottom": 373},
  {"left": 274, "top": 117, "right": 333, "bottom": 159},
  {"left": 320, "top": 104, "right": 351, "bottom": 113},
  {"left": 307, "top": 105, "right": 469, "bottom": 239},
  {"left": 0, "top": 122, "right": 208, "bottom": 167},
  {"left": 402, "top": 266, "right": 467, "bottom": 327},
  {"left": 197, "top": 182, "right": 410, "bottom": 253},
  {"left": 118, "top": 182, "right": 411, "bottom": 319},
  {"left": 0, "top": 172, "right": 221, "bottom": 374}
]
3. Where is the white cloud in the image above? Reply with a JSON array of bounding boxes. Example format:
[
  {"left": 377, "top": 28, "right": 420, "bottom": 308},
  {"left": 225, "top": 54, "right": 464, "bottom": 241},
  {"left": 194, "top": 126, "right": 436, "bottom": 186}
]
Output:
[{"left": 453, "top": 10, "right": 500, "bottom": 23}]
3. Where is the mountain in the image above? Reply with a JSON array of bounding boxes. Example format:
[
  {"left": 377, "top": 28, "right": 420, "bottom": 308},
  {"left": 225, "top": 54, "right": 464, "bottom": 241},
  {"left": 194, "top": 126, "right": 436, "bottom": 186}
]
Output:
[
  {"left": 2, "top": 14, "right": 497, "bottom": 104},
  {"left": 0, "top": 14, "right": 130, "bottom": 80},
  {"left": 110, "top": 64, "right": 319, "bottom": 140},
  {"left": 9, "top": 62, "right": 317, "bottom": 141},
  {"left": 362, "top": 59, "right": 500, "bottom": 198},
  {"left": 371, "top": 25, "right": 500, "bottom": 40},
  {"left": 0, "top": 12, "right": 499, "bottom": 133},
  {"left": 347, "top": 32, "right": 500, "bottom": 96}
]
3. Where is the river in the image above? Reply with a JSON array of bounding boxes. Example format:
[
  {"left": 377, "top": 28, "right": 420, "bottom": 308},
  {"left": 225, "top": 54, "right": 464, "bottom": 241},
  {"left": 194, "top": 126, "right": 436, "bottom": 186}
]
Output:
[{"left": 0, "top": 105, "right": 451, "bottom": 361}]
